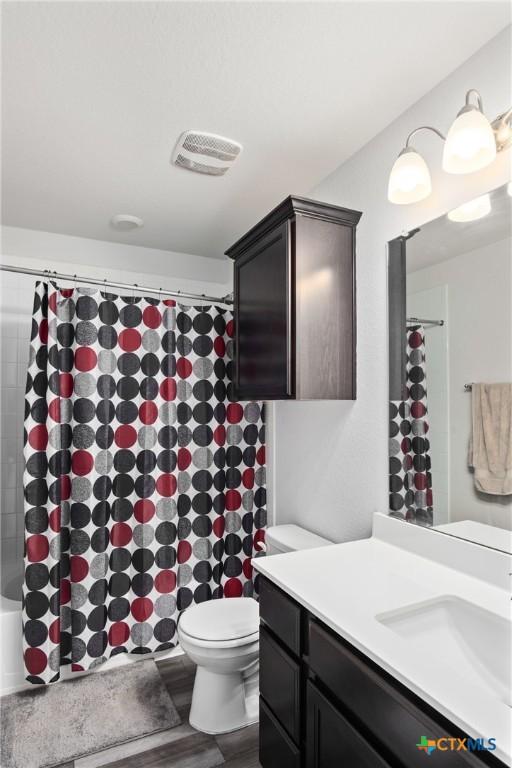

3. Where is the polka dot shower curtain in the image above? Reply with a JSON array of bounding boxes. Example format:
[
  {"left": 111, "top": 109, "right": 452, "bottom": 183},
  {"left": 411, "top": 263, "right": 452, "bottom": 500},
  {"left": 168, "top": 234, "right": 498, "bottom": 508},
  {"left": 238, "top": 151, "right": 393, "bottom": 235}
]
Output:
[
  {"left": 389, "top": 325, "right": 433, "bottom": 526},
  {"left": 22, "top": 282, "right": 266, "bottom": 684}
]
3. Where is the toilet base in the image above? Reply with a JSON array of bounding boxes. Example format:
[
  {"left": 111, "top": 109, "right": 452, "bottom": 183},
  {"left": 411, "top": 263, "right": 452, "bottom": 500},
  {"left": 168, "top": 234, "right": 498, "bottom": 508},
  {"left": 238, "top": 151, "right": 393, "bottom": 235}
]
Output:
[
  {"left": 189, "top": 661, "right": 259, "bottom": 734},
  {"left": 189, "top": 711, "right": 259, "bottom": 736}
]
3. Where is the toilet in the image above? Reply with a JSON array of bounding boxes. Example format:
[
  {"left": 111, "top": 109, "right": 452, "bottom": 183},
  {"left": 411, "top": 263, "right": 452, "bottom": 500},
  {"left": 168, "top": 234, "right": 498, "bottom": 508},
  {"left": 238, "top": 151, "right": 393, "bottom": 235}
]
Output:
[{"left": 178, "top": 524, "right": 332, "bottom": 734}]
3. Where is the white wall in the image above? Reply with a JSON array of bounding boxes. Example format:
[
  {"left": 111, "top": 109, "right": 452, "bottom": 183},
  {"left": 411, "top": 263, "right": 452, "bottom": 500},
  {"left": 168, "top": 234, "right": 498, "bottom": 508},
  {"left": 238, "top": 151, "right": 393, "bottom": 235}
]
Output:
[
  {"left": 0, "top": 226, "right": 231, "bottom": 599},
  {"left": 408, "top": 237, "right": 512, "bottom": 530},
  {"left": 1, "top": 226, "right": 232, "bottom": 295},
  {"left": 272, "top": 28, "right": 511, "bottom": 542}
]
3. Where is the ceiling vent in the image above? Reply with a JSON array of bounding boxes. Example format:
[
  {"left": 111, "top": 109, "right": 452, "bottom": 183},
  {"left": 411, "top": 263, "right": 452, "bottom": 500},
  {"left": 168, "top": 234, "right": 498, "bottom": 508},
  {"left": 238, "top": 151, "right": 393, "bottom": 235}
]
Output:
[{"left": 171, "top": 131, "right": 243, "bottom": 176}]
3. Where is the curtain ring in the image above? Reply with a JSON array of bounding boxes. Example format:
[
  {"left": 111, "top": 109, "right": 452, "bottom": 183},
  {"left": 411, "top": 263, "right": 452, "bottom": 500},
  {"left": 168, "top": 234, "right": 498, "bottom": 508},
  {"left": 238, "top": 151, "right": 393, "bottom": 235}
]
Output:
[
  {"left": 132, "top": 283, "right": 138, "bottom": 299},
  {"left": 159, "top": 286, "right": 162, "bottom": 301},
  {"left": 73, "top": 274, "right": 77, "bottom": 291}
]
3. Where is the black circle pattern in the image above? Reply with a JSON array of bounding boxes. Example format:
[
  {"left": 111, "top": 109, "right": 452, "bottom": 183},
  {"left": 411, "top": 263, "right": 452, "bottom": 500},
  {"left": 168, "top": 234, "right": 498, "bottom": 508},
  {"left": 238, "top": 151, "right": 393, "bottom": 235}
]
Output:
[
  {"left": 22, "top": 283, "right": 266, "bottom": 683},
  {"left": 388, "top": 327, "right": 433, "bottom": 526}
]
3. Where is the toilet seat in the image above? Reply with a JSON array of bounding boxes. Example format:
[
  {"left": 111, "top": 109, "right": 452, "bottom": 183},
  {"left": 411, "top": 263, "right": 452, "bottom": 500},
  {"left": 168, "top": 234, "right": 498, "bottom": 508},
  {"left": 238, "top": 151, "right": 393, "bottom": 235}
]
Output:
[
  {"left": 178, "top": 597, "right": 259, "bottom": 643},
  {"left": 178, "top": 625, "right": 259, "bottom": 650}
]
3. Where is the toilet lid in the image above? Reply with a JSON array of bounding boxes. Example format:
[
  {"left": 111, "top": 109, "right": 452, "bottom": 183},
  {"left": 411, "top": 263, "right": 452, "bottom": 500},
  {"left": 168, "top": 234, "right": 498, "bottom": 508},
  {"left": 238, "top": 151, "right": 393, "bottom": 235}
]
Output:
[{"left": 179, "top": 597, "right": 259, "bottom": 642}]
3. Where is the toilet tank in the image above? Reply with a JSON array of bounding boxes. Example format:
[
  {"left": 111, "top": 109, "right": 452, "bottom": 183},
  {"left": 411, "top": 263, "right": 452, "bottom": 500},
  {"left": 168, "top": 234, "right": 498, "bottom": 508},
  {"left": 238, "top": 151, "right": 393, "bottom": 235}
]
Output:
[{"left": 264, "top": 524, "right": 332, "bottom": 555}]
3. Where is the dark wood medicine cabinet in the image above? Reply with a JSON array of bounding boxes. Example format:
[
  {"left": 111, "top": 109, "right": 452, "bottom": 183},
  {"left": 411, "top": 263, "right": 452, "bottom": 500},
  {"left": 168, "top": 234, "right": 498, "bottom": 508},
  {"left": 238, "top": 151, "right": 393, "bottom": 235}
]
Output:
[{"left": 225, "top": 196, "right": 361, "bottom": 401}]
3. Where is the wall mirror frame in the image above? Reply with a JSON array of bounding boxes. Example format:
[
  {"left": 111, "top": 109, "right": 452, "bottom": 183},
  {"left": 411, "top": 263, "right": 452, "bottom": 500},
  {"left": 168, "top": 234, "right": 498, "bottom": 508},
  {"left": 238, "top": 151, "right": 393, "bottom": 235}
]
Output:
[{"left": 387, "top": 182, "right": 511, "bottom": 554}]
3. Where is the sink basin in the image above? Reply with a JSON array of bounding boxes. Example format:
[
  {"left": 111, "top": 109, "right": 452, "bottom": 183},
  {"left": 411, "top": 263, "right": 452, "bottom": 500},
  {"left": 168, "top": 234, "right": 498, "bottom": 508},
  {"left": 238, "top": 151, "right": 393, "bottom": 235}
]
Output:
[{"left": 377, "top": 596, "right": 511, "bottom": 707}]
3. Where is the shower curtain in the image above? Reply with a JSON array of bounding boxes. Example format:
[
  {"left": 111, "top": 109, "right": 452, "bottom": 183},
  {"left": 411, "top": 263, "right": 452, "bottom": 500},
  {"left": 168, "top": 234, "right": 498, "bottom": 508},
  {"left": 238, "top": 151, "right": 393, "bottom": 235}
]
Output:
[
  {"left": 22, "top": 282, "right": 266, "bottom": 683},
  {"left": 389, "top": 325, "right": 433, "bottom": 526}
]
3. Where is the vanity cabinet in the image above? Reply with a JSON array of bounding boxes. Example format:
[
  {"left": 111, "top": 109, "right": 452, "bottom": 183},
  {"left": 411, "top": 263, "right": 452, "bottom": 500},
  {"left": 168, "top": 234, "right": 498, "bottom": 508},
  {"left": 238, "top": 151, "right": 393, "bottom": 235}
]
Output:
[
  {"left": 258, "top": 576, "right": 505, "bottom": 768},
  {"left": 225, "top": 196, "right": 361, "bottom": 401}
]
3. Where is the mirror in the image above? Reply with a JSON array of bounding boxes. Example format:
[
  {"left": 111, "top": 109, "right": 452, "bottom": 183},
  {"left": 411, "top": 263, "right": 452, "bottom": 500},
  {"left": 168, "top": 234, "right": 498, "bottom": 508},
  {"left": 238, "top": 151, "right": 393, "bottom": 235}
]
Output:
[{"left": 388, "top": 183, "right": 512, "bottom": 553}]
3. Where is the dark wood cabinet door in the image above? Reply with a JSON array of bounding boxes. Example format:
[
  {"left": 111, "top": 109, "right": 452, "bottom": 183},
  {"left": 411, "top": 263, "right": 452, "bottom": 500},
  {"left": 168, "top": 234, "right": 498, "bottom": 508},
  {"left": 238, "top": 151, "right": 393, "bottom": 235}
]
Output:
[
  {"left": 259, "top": 625, "right": 301, "bottom": 744},
  {"left": 260, "top": 698, "right": 300, "bottom": 768},
  {"left": 306, "top": 681, "right": 391, "bottom": 768},
  {"left": 234, "top": 221, "right": 293, "bottom": 400},
  {"left": 259, "top": 576, "right": 302, "bottom": 656}
]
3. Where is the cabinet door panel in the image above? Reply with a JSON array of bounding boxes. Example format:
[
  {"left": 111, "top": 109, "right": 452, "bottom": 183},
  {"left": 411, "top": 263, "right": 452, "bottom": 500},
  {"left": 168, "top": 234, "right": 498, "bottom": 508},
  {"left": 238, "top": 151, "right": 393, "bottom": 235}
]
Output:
[
  {"left": 295, "top": 215, "right": 355, "bottom": 399},
  {"left": 260, "top": 697, "right": 300, "bottom": 768},
  {"left": 259, "top": 576, "right": 302, "bottom": 656},
  {"left": 260, "top": 625, "right": 300, "bottom": 744},
  {"left": 307, "top": 681, "right": 391, "bottom": 768},
  {"left": 234, "top": 221, "right": 292, "bottom": 399}
]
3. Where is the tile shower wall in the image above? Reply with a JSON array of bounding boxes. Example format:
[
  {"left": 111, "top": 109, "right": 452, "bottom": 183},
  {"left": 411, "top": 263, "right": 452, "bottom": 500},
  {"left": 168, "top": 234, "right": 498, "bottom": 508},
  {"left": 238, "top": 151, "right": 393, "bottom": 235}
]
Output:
[
  {"left": 407, "top": 286, "right": 449, "bottom": 525},
  {"left": 0, "top": 269, "right": 31, "bottom": 595}
]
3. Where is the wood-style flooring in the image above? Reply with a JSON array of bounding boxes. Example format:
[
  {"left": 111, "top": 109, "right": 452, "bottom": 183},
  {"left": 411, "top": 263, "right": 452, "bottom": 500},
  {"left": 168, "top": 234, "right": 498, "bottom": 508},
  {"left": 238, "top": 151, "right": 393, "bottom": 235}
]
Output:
[{"left": 57, "top": 654, "right": 261, "bottom": 768}]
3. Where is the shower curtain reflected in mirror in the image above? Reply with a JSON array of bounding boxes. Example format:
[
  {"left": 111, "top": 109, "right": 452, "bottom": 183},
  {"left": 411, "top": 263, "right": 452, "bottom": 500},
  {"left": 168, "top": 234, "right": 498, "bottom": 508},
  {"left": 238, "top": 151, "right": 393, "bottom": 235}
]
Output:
[
  {"left": 389, "top": 325, "right": 433, "bottom": 526},
  {"left": 22, "top": 282, "right": 266, "bottom": 683}
]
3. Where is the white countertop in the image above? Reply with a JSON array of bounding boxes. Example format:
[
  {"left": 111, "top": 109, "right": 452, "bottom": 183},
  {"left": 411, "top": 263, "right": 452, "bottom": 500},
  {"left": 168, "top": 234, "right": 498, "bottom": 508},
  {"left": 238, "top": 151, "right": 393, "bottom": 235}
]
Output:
[{"left": 254, "top": 515, "right": 512, "bottom": 765}]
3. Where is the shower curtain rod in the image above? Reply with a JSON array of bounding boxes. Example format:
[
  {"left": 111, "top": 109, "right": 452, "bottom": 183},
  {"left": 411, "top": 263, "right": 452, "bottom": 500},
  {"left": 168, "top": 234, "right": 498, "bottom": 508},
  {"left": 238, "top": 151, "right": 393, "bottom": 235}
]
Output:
[
  {"left": 407, "top": 316, "right": 444, "bottom": 327},
  {"left": 0, "top": 263, "right": 234, "bottom": 306}
]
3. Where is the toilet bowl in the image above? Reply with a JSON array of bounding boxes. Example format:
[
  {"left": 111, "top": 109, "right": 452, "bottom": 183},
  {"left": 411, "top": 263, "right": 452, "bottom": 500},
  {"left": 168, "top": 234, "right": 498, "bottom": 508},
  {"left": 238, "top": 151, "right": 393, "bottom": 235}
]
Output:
[
  {"left": 178, "top": 525, "right": 332, "bottom": 734},
  {"left": 178, "top": 597, "right": 260, "bottom": 734}
]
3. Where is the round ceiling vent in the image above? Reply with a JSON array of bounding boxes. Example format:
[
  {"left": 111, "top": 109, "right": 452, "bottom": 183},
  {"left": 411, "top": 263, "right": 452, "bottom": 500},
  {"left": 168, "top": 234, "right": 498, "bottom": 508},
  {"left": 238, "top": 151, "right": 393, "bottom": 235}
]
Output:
[{"left": 110, "top": 214, "right": 144, "bottom": 231}]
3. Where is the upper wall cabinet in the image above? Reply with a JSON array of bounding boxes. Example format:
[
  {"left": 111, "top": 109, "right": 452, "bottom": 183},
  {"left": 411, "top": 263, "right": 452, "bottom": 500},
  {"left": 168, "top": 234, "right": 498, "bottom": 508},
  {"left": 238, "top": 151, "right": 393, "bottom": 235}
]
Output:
[{"left": 225, "top": 196, "right": 362, "bottom": 401}]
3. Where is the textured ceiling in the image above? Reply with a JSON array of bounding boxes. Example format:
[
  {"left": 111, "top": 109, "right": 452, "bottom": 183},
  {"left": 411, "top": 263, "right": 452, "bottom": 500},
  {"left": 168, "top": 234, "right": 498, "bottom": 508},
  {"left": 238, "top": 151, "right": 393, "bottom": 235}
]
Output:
[{"left": 2, "top": 1, "right": 510, "bottom": 259}]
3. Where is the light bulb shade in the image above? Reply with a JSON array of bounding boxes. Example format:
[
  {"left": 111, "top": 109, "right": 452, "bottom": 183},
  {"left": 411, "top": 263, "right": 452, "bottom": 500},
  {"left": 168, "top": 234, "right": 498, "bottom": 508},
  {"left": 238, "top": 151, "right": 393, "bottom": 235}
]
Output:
[
  {"left": 442, "top": 107, "right": 496, "bottom": 174},
  {"left": 387, "top": 147, "right": 432, "bottom": 204},
  {"left": 447, "top": 193, "right": 491, "bottom": 222}
]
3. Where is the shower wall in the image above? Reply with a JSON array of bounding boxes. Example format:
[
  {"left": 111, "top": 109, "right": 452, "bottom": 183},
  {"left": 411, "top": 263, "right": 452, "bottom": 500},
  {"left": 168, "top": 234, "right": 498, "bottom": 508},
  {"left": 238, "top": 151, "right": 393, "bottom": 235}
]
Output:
[{"left": 0, "top": 268, "right": 31, "bottom": 602}]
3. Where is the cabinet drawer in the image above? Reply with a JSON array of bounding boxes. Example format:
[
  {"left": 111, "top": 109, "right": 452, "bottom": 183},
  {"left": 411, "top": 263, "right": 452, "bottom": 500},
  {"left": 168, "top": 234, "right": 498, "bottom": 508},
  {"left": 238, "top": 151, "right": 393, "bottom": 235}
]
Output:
[
  {"left": 307, "top": 681, "right": 391, "bottom": 768},
  {"left": 260, "top": 625, "right": 300, "bottom": 744},
  {"left": 259, "top": 576, "right": 301, "bottom": 655},
  {"left": 309, "top": 620, "right": 481, "bottom": 767},
  {"left": 260, "top": 697, "right": 300, "bottom": 768}
]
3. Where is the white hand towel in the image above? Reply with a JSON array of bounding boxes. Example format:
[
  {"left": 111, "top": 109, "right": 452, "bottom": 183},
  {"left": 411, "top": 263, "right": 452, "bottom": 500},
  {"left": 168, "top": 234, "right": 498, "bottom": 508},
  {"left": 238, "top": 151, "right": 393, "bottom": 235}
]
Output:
[{"left": 468, "top": 383, "right": 512, "bottom": 495}]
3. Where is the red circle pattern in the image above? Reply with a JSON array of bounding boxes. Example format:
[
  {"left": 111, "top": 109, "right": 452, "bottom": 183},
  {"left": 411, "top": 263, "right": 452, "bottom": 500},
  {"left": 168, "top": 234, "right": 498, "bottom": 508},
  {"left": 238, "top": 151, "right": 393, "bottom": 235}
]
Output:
[
  {"left": 388, "top": 327, "right": 433, "bottom": 524},
  {"left": 21, "top": 284, "right": 266, "bottom": 683}
]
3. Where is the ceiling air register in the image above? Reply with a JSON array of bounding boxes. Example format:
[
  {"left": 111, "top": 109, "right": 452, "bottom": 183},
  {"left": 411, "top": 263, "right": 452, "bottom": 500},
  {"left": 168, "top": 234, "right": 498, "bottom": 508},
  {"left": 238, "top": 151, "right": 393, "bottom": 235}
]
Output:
[{"left": 172, "top": 131, "right": 243, "bottom": 176}]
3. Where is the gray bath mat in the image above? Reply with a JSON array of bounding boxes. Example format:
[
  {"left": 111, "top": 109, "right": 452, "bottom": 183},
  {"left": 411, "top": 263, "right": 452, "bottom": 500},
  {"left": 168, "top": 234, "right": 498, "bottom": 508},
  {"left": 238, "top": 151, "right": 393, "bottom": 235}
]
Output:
[{"left": 0, "top": 659, "right": 181, "bottom": 768}]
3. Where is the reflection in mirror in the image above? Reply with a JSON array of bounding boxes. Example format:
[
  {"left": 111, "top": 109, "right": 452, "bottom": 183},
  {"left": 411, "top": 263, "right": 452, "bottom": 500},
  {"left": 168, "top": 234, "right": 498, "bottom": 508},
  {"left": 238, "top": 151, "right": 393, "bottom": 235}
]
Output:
[{"left": 388, "top": 183, "right": 512, "bottom": 553}]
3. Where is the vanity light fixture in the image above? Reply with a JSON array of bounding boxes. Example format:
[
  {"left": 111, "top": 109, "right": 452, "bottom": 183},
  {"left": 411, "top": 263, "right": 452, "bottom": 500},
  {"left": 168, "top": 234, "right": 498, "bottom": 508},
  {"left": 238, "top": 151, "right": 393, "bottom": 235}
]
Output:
[
  {"left": 387, "top": 126, "right": 444, "bottom": 205},
  {"left": 447, "top": 193, "right": 491, "bottom": 223},
  {"left": 388, "top": 89, "right": 510, "bottom": 204},
  {"left": 443, "top": 90, "right": 496, "bottom": 174}
]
